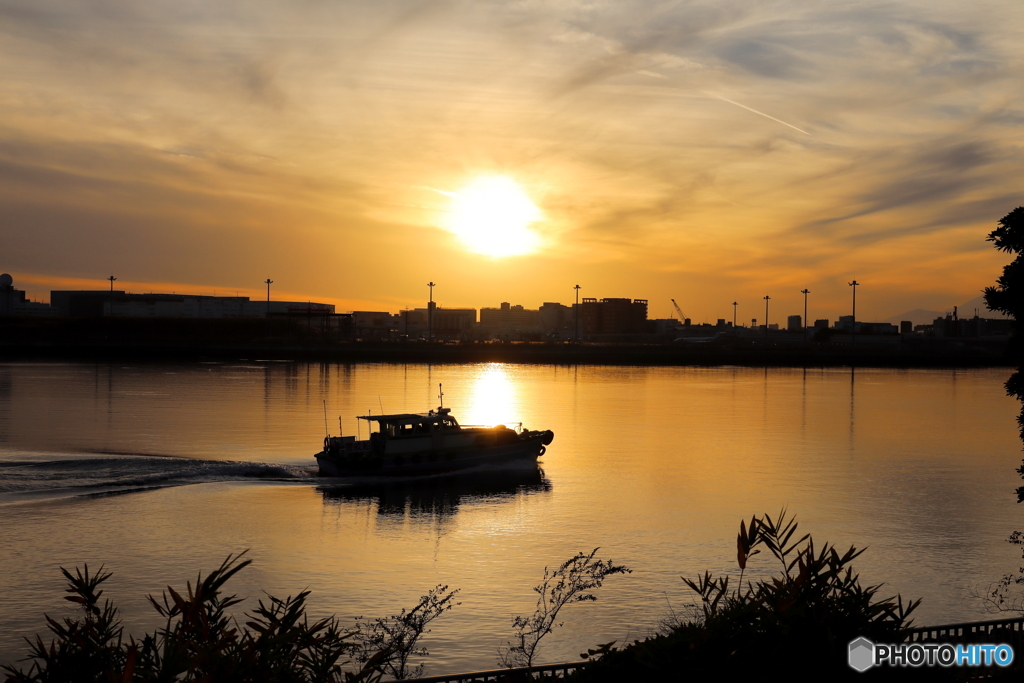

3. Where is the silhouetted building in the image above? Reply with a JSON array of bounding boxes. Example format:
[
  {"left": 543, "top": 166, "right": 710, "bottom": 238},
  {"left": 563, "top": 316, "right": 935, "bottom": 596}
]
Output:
[
  {"left": 0, "top": 274, "right": 54, "bottom": 316},
  {"left": 390, "top": 308, "right": 474, "bottom": 338},
  {"left": 787, "top": 315, "right": 802, "bottom": 331},
  {"left": 930, "top": 311, "right": 1011, "bottom": 337},
  {"left": 814, "top": 319, "right": 829, "bottom": 329},
  {"left": 433, "top": 308, "right": 476, "bottom": 336},
  {"left": 900, "top": 320, "right": 913, "bottom": 334},
  {"left": 653, "top": 318, "right": 684, "bottom": 334},
  {"left": 480, "top": 302, "right": 540, "bottom": 330},
  {"left": 352, "top": 311, "right": 393, "bottom": 337},
  {"left": 834, "top": 316, "right": 897, "bottom": 335},
  {"left": 577, "top": 298, "right": 649, "bottom": 334},
  {"left": 538, "top": 302, "right": 574, "bottom": 332},
  {"left": 51, "top": 290, "right": 334, "bottom": 318}
]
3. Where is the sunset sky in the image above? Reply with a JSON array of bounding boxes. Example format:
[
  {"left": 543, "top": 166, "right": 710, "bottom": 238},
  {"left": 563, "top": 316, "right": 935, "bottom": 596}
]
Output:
[{"left": 2, "top": 0, "right": 1022, "bottom": 323}]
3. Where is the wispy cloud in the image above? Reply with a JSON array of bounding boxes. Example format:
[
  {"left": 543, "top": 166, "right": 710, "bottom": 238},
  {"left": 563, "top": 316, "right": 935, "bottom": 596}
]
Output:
[{"left": 0, "top": 0, "right": 1021, "bottom": 319}]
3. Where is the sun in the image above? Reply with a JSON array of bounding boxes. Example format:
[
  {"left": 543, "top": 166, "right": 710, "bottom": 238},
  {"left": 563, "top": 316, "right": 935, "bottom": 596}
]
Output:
[{"left": 442, "top": 176, "right": 543, "bottom": 257}]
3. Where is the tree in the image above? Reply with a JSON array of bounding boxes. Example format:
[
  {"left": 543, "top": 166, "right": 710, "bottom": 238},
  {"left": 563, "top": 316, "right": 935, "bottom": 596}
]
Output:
[
  {"left": 984, "top": 206, "right": 1024, "bottom": 333},
  {"left": 984, "top": 207, "right": 1024, "bottom": 499},
  {"left": 981, "top": 207, "right": 1024, "bottom": 616},
  {"left": 498, "top": 549, "right": 630, "bottom": 668}
]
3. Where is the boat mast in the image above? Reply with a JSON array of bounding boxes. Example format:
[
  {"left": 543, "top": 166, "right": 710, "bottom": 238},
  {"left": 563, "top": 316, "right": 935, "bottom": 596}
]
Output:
[{"left": 438, "top": 383, "right": 444, "bottom": 409}]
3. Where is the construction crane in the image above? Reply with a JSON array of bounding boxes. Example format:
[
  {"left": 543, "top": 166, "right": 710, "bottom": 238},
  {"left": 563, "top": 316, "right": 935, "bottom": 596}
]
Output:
[{"left": 671, "top": 299, "right": 686, "bottom": 322}]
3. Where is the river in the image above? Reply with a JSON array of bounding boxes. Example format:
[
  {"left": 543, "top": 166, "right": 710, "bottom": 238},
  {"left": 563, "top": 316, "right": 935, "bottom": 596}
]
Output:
[{"left": 1, "top": 361, "right": 1022, "bottom": 674}]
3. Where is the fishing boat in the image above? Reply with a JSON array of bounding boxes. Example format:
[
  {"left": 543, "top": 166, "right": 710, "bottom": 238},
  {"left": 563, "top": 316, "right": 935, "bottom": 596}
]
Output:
[{"left": 315, "top": 392, "right": 554, "bottom": 477}]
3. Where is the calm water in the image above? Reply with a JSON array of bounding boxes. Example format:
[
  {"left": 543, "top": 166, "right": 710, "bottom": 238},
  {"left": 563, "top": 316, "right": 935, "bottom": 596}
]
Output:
[{"left": 1, "top": 362, "right": 1023, "bottom": 673}]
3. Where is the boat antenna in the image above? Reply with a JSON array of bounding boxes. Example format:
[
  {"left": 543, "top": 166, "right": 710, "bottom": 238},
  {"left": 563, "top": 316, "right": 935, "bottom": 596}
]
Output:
[
  {"left": 323, "top": 400, "right": 329, "bottom": 438},
  {"left": 438, "top": 383, "right": 444, "bottom": 409},
  {"left": 378, "top": 395, "right": 384, "bottom": 414}
]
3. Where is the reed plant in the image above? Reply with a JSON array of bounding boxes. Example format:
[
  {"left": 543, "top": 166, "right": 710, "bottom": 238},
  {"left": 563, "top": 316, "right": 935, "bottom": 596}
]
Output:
[
  {"left": 571, "top": 510, "right": 935, "bottom": 681},
  {"left": 2, "top": 551, "right": 428, "bottom": 683}
]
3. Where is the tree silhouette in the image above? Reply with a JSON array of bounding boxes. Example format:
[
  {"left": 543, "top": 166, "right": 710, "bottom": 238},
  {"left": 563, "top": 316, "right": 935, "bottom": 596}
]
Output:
[
  {"left": 984, "top": 207, "right": 1024, "bottom": 503},
  {"left": 984, "top": 206, "right": 1024, "bottom": 343}
]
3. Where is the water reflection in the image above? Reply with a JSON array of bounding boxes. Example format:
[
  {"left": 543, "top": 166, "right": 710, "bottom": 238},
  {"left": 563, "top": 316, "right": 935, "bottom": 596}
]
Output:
[
  {"left": 463, "top": 364, "right": 517, "bottom": 427},
  {"left": 317, "top": 465, "right": 551, "bottom": 520}
]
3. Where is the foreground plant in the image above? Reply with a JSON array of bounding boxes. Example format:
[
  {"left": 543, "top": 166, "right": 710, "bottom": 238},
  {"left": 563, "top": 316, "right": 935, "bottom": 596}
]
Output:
[
  {"left": 3, "top": 551, "right": 448, "bottom": 682},
  {"left": 498, "top": 548, "right": 631, "bottom": 668},
  {"left": 353, "top": 585, "right": 460, "bottom": 680},
  {"left": 571, "top": 511, "right": 927, "bottom": 681}
]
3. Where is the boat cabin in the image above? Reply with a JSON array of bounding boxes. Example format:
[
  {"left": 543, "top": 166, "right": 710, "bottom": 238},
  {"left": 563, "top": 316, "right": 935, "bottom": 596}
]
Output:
[{"left": 358, "top": 407, "right": 461, "bottom": 439}]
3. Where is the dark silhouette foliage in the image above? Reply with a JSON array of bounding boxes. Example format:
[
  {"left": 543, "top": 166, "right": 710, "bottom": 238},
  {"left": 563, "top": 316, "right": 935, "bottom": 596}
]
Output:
[
  {"left": 352, "top": 585, "right": 460, "bottom": 680},
  {"left": 984, "top": 207, "right": 1024, "bottom": 500},
  {"left": 570, "top": 511, "right": 937, "bottom": 681},
  {"left": 2, "top": 551, "right": 441, "bottom": 683},
  {"left": 498, "top": 549, "right": 630, "bottom": 669},
  {"left": 985, "top": 207, "right": 1024, "bottom": 345}
]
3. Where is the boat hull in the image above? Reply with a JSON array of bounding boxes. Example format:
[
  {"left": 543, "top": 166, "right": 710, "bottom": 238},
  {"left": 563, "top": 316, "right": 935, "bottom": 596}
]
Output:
[{"left": 316, "top": 431, "right": 551, "bottom": 477}]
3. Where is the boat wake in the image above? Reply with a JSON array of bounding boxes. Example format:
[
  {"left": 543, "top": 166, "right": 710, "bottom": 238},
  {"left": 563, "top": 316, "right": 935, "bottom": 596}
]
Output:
[{"left": 0, "top": 454, "right": 315, "bottom": 504}]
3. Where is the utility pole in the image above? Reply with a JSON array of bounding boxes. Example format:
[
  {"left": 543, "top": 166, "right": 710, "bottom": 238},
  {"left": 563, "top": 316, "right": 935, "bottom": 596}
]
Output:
[
  {"left": 427, "top": 282, "right": 435, "bottom": 341},
  {"left": 732, "top": 301, "right": 738, "bottom": 328},
  {"left": 763, "top": 295, "right": 770, "bottom": 342},
  {"left": 265, "top": 279, "right": 273, "bottom": 316},
  {"left": 108, "top": 275, "right": 117, "bottom": 292},
  {"left": 800, "top": 289, "right": 810, "bottom": 343},
  {"left": 574, "top": 284, "right": 581, "bottom": 342},
  {"left": 848, "top": 280, "right": 859, "bottom": 348}
]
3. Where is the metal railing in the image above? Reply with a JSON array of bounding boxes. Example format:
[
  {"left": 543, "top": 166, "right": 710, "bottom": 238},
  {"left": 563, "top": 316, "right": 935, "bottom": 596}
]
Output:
[
  {"left": 907, "top": 615, "right": 1024, "bottom": 650},
  {"left": 401, "top": 661, "right": 588, "bottom": 683},
  {"left": 402, "top": 616, "right": 1024, "bottom": 682}
]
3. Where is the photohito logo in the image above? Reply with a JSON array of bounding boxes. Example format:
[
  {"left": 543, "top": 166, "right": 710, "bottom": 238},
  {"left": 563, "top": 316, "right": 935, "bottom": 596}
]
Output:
[{"left": 848, "top": 637, "right": 1014, "bottom": 671}]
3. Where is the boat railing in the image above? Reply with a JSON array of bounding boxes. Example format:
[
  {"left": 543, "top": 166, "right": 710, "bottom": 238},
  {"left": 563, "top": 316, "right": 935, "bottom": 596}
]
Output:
[{"left": 459, "top": 423, "right": 524, "bottom": 432}]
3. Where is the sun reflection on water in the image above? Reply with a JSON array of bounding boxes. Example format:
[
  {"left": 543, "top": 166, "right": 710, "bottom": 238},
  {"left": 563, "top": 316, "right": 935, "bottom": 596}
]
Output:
[{"left": 462, "top": 364, "right": 518, "bottom": 427}]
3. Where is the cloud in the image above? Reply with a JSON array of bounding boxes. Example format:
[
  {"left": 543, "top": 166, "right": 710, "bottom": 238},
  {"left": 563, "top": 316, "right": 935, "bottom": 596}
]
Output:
[{"left": 0, "top": 0, "right": 1020, "bottom": 320}]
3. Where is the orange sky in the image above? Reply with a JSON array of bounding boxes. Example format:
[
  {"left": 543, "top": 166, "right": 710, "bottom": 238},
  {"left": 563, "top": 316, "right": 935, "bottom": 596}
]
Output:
[{"left": 1, "top": 0, "right": 1022, "bottom": 322}]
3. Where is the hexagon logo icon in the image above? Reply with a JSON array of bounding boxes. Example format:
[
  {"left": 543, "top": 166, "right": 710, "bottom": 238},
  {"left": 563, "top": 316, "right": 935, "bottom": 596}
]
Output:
[{"left": 848, "top": 637, "right": 875, "bottom": 672}]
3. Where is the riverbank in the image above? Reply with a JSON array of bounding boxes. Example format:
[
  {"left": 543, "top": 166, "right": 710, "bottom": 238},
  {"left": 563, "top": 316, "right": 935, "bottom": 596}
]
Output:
[{"left": 0, "top": 316, "right": 1012, "bottom": 367}]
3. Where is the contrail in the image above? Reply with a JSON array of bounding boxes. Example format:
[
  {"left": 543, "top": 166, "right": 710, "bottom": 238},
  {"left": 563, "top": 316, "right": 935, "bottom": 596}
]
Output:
[{"left": 713, "top": 95, "right": 811, "bottom": 136}]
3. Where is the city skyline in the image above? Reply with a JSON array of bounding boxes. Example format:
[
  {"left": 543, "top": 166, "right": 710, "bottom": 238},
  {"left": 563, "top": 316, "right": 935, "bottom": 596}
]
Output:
[
  {"left": 0, "top": 269, "right": 1002, "bottom": 325},
  {"left": 1, "top": 1, "right": 1021, "bottom": 324}
]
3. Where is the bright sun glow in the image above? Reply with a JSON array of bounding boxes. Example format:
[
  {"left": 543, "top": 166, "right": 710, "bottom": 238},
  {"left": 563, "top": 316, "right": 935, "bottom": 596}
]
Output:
[
  {"left": 443, "top": 176, "right": 543, "bottom": 257},
  {"left": 464, "top": 364, "right": 518, "bottom": 427}
]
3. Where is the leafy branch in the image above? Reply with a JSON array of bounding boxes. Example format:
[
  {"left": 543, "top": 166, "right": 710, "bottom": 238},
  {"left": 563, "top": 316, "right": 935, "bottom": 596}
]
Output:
[
  {"left": 353, "top": 584, "right": 460, "bottom": 680},
  {"left": 498, "top": 548, "right": 630, "bottom": 668}
]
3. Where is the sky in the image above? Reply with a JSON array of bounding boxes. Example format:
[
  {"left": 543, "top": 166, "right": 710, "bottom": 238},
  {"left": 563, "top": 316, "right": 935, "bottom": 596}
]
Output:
[{"left": 1, "top": 0, "right": 1022, "bottom": 323}]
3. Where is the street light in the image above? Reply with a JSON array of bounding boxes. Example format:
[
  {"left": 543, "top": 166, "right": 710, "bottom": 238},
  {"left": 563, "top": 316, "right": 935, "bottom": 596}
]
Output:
[
  {"left": 427, "top": 281, "right": 436, "bottom": 341},
  {"left": 800, "top": 289, "right": 810, "bottom": 342},
  {"left": 848, "top": 280, "right": 859, "bottom": 347},
  {"left": 732, "top": 301, "right": 738, "bottom": 328},
  {"left": 574, "top": 284, "right": 581, "bottom": 342},
  {"left": 108, "top": 275, "right": 117, "bottom": 292},
  {"left": 763, "top": 295, "right": 770, "bottom": 342},
  {"left": 265, "top": 278, "right": 273, "bottom": 316}
]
